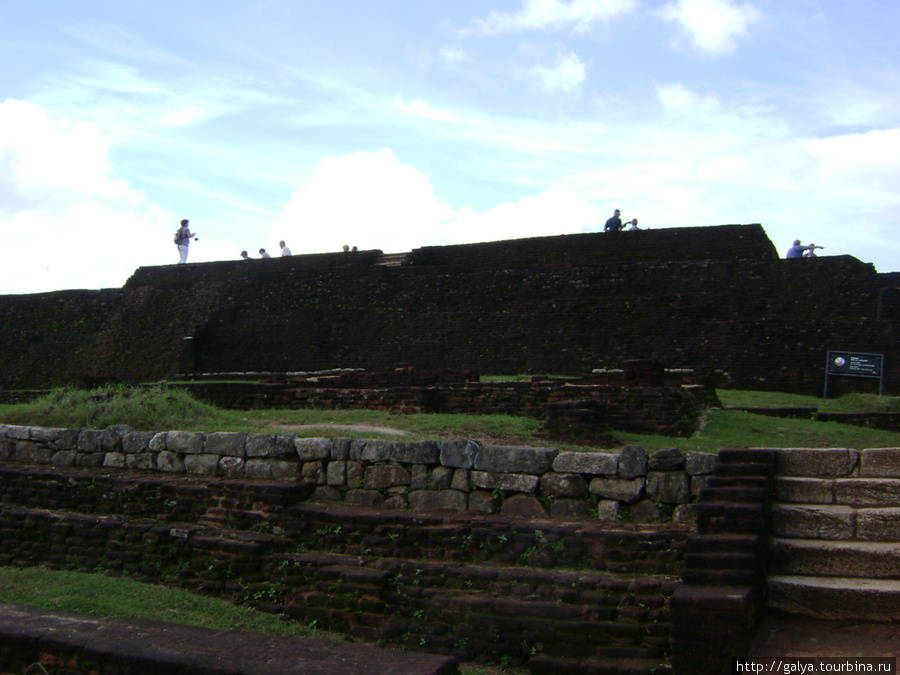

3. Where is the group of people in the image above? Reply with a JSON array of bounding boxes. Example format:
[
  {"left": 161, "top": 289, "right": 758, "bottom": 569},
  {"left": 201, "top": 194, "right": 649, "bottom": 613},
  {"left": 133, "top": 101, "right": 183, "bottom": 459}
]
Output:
[
  {"left": 604, "top": 209, "right": 639, "bottom": 232},
  {"left": 176, "top": 221, "right": 367, "bottom": 265},
  {"left": 240, "top": 241, "right": 292, "bottom": 260},
  {"left": 176, "top": 219, "right": 298, "bottom": 264},
  {"left": 786, "top": 239, "right": 825, "bottom": 259}
]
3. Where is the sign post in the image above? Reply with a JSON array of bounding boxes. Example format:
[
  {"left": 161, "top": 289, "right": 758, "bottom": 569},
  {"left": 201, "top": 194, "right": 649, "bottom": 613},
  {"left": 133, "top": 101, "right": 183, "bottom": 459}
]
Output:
[{"left": 824, "top": 351, "right": 884, "bottom": 399}]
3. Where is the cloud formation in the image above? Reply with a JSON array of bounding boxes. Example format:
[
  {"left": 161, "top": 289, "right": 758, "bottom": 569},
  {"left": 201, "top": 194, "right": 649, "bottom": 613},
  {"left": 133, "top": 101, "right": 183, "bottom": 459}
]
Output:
[
  {"left": 270, "top": 149, "right": 600, "bottom": 255},
  {"left": 0, "top": 99, "right": 235, "bottom": 294},
  {"left": 468, "top": 0, "right": 638, "bottom": 35},
  {"left": 531, "top": 51, "right": 587, "bottom": 94},
  {"left": 658, "top": 0, "right": 761, "bottom": 54}
]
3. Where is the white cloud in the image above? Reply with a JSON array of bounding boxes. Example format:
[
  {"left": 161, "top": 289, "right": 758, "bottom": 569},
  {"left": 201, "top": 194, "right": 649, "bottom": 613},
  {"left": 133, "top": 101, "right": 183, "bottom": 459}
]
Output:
[
  {"left": 531, "top": 51, "right": 587, "bottom": 94},
  {"left": 805, "top": 128, "right": 900, "bottom": 198},
  {"left": 655, "top": 83, "right": 721, "bottom": 113},
  {"left": 271, "top": 149, "right": 450, "bottom": 254},
  {"left": 658, "top": 0, "right": 761, "bottom": 55},
  {"left": 468, "top": 0, "right": 638, "bottom": 35},
  {"left": 0, "top": 99, "right": 229, "bottom": 294},
  {"left": 439, "top": 47, "right": 466, "bottom": 66},
  {"left": 394, "top": 97, "right": 463, "bottom": 124},
  {"left": 270, "top": 150, "right": 600, "bottom": 255},
  {"left": 440, "top": 185, "right": 600, "bottom": 243}
]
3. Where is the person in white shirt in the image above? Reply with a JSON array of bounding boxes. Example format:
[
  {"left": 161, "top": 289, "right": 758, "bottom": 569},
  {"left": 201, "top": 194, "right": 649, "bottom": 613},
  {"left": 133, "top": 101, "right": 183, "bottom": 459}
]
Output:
[{"left": 176, "top": 219, "right": 196, "bottom": 264}]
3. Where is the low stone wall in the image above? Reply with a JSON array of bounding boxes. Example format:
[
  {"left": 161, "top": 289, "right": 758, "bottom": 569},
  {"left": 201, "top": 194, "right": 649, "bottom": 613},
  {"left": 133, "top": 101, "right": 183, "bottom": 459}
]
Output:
[
  {"left": 0, "top": 423, "right": 718, "bottom": 522},
  {"left": 171, "top": 380, "right": 716, "bottom": 438},
  {"left": 0, "top": 460, "right": 691, "bottom": 671}
]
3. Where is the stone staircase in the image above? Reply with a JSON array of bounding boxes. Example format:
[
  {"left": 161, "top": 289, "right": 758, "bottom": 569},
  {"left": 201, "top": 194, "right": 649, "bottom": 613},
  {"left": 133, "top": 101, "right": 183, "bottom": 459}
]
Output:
[
  {"left": 374, "top": 252, "right": 408, "bottom": 267},
  {"left": 768, "top": 447, "right": 900, "bottom": 620}
]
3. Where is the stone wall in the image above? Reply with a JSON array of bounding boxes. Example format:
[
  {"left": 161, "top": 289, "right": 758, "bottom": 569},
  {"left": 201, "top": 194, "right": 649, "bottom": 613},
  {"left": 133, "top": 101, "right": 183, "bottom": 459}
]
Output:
[
  {"left": 171, "top": 378, "right": 716, "bottom": 438},
  {"left": 1, "top": 224, "right": 899, "bottom": 395},
  {"left": 0, "top": 423, "right": 718, "bottom": 522}
]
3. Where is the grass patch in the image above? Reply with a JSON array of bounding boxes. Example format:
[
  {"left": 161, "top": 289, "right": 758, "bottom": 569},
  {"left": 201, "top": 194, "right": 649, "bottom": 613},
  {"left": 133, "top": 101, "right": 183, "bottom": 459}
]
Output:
[
  {"left": 717, "top": 389, "right": 900, "bottom": 413},
  {"left": 0, "top": 566, "right": 524, "bottom": 674},
  {"left": 0, "top": 566, "right": 313, "bottom": 639},
  {"left": 617, "top": 409, "right": 900, "bottom": 453},
  {"left": 1, "top": 385, "right": 899, "bottom": 453},
  {"left": 0, "top": 385, "right": 223, "bottom": 432}
]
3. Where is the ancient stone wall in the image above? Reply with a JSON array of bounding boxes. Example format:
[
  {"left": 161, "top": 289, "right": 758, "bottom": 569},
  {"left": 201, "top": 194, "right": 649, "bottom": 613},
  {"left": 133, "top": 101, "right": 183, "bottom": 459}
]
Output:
[
  {"left": 1, "top": 225, "right": 898, "bottom": 395},
  {"left": 0, "top": 423, "right": 717, "bottom": 521},
  {"left": 171, "top": 379, "right": 715, "bottom": 437}
]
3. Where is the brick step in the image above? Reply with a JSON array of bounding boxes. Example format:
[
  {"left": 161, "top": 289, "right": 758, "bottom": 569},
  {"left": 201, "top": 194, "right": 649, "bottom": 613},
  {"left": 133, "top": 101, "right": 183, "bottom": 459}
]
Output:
[
  {"left": 768, "top": 575, "right": 900, "bottom": 621},
  {"left": 681, "top": 567, "right": 762, "bottom": 587},
  {"left": 773, "top": 504, "right": 900, "bottom": 540},
  {"left": 529, "top": 654, "right": 671, "bottom": 675},
  {"left": 769, "top": 538, "right": 900, "bottom": 578},
  {"left": 717, "top": 449, "right": 778, "bottom": 465},
  {"left": 697, "top": 486, "right": 768, "bottom": 502},
  {"left": 695, "top": 502, "right": 768, "bottom": 535},
  {"left": 685, "top": 533, "right": 762, "bottom": 553},
  {"left": 0, "top": 602, "right": 458, "bottom": 675},
  {"left": 706, "top": 475, "right": 771, "bottom": 489},
  {"left": 775, "top": 476, "right": 900, "bottom": 508}
]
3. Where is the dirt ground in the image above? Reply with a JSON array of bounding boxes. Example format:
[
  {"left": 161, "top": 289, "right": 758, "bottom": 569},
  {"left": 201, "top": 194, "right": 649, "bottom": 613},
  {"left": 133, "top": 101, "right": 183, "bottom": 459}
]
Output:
[
  {"left": 749, "top": 611, "right": 900, "bottom": 671},
  {"left": 265, "top": 422, "right": 412, "bottom": 436}
]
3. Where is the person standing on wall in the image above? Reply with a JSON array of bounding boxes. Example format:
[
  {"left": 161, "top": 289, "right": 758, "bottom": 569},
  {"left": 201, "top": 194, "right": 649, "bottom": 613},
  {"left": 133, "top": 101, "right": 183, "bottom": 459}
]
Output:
[
  {"left": 604, "top": 209, "right": 623, "bottom": 232},
  {"left": 175, "top": 219, "right": 196, "bottom": 264},
  {"left": 785, "top": 239, "right": 807, "bottom": 259}
]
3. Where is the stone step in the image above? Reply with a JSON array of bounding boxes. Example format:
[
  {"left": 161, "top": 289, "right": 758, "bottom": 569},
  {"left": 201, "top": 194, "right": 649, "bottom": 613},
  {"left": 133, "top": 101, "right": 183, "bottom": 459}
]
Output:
[
  {"left": 773, "top": 504, "right": 900, "bottom": 540},
  {"left": 0, "top": 602, "right": 458, "bottom": 675},
  {"left": 530, "top": 654, "right": 670, "bottom": 675},
  {"left": 775, "top": 476, "right": 900, "bottom": 508},
  {"left": 770, "top": 538, "right": 900, "bottom": 578},
  {"left": 707, "top": 475, "right": 771, "bottom": 490},
  {"left": 374, "top": 253, "right": 407, "bottom": 267},
  {"left": 768, "top": 575, "right": 900, "bottom": 621}
]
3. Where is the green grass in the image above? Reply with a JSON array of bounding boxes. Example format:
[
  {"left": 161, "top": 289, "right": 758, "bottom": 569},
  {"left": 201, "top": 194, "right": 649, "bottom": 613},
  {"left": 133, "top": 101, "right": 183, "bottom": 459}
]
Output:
[
  {"left": 1, "top": 385, "right": 898, "bottom": 455},
  {"left": 1, "top": 385, "right": 895, "bottom": 674},
  {"left": 0, "top": 566, "right": 521, "bottom": 674},
  {"left": 0, "top": 566, "right": 314, "bottom": 638},
  {"left": 718, "top": 389, "right": 900, "bottom": 413}
]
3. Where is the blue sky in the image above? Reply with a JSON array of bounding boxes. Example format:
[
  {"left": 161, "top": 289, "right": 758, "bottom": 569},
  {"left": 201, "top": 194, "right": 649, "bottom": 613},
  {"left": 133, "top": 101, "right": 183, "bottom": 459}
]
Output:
[{"left": 2, "top": 0, "right": 899, "bottom": 293}]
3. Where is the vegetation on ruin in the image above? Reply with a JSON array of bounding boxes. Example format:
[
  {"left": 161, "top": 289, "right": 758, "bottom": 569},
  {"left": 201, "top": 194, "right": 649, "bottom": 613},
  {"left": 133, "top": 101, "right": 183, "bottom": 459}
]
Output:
[
  {"left": 0, "top": 566, "right": 518, "bottom": 674},
  {"left": 1, "top": 384, "right": 899, "bottom": 453},
  {"left": 0, "top": 566, "right": 313, "bottom": 638}
]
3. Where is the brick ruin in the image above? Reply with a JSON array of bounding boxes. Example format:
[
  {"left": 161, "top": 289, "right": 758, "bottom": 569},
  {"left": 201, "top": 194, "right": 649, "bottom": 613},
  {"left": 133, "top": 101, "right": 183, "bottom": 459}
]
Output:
[
  {"left": 1, "top": 224, "right": 898, "bottom": 396},
  {"left": 2, "top": 224, "right": 899, "bottom": 673}
]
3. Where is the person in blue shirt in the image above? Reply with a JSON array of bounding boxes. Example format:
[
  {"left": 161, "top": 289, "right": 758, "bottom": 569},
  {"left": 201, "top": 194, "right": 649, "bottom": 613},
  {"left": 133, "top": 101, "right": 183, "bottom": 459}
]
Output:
[{"left": 786, "top": 239, "right": 806, "bottom": 258}]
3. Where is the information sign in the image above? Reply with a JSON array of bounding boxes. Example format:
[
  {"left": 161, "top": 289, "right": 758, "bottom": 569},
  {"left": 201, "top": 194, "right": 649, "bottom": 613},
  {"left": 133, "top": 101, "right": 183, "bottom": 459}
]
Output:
[{"left": 824, "top": 351, "right": 884, "bottom": 398}]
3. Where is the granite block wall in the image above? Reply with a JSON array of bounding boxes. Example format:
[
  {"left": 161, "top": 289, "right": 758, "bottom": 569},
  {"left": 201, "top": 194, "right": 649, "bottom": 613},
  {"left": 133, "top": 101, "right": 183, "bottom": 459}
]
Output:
[{"left": 0, "top": 423, "right": 718, "bottom": 522}]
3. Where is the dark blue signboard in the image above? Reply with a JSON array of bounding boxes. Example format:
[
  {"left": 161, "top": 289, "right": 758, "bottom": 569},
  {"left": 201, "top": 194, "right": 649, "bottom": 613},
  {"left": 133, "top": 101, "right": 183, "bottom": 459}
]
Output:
[{"left": 824, "top": 351, "right": 884, "bottom": 398}]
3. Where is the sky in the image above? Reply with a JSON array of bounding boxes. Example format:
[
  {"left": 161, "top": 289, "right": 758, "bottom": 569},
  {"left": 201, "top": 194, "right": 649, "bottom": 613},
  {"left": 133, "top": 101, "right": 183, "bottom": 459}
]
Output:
[{"left": 2, "top": 0, "right": 899, "bottom": 294}]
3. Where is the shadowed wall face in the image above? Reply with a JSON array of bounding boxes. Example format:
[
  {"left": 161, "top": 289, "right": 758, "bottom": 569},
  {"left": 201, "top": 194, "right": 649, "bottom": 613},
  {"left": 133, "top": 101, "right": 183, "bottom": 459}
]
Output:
[{"left": 1, "top": 225, "right": 898, "bottom": 395}]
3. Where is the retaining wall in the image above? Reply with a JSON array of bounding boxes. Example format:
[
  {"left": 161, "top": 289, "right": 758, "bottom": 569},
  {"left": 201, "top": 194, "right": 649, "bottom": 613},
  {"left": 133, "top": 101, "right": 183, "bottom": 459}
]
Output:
[
  {"left": 0, "top": 423, "right": 718, "bottom": 521},
  {"left": 172, "top": 379, "right": 716, "bottom": 438}
]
